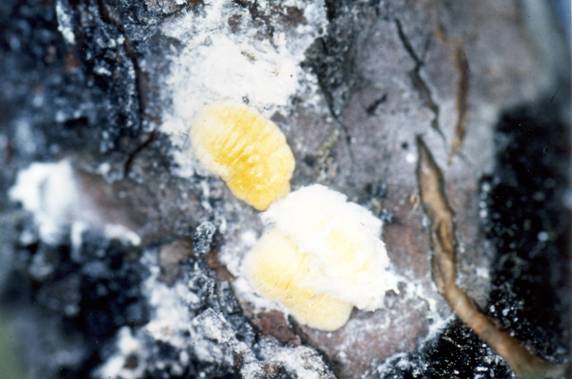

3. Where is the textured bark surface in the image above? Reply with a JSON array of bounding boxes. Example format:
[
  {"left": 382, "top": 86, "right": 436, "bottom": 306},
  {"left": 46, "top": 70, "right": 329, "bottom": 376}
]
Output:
[{"left": 0, "top": 1, "right": 569, "bottom": 378}]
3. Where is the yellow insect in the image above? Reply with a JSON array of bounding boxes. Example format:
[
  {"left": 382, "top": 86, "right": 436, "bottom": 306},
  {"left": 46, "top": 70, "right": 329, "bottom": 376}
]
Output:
[
  {"left": 242, "top": 229, "right": 353, "bottom": 331},
  {"left": 191, "top": 102, "right": 295, "bottom": 210},
  {"left": 191, "top": 104, "right": 396, "bottom": 331},
  {"left": 243, "top": 185, "right": 398, "bottom": 331}
]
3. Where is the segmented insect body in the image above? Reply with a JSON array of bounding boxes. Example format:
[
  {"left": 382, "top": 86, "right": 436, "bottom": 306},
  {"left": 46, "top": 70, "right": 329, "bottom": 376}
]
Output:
[
  {"left": 191, "top": 102, "right": 295, "bottom": 210},
  {"left": 243, "top": 229, "right": 353, "bottom": 331},
  {"left": 243, "top": 185, "right": 399, "bottom": 331},
  {"left": 193, "top": 105, "right": 396, "bottom": 331}
]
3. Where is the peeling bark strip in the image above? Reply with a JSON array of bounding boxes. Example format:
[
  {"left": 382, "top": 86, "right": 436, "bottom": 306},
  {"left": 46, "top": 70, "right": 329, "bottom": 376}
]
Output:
[
  {"left": 449, "top": 46, "right": 470, "bottom": 162},
  {"left": 416, "top": 137, "right": 564, "bottom": 379}
]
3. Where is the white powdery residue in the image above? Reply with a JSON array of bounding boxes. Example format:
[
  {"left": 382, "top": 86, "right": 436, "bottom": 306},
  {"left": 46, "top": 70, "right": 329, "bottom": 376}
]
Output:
[
  {"left": 217, "top": 227, "right": 287, "bottom": 318},
  {"left": 189, "top": 309, "right": 254, "bottom": 368},
  {"left": 260, "top": 184, "right": 399, "bottom": 311},
  {"left": 160, "top": 0, "right": 328, "bottom": 176},
  {"left": 70, "top": 222, "right": 89, "bottom": 257},
  {"left": 405, "top": 151, "right": 416, "bottom": 164},
  {"left": 403, "top": 279, "right": 453, "bottom": 342},
  {"left": 362, "top": 281, "right": 454, "bottom": 377},
  {"left": 72, "top": 223, "right": 142, "bottom": 252},
  {"left": 476, "top": 266, "right": 490, "bottom": 280},
  {"left": 97, "top": 327, "right": 146, "bottom": 379},
  {"left": 169, "top": 33, "right": 299, "bottom": 121},
  {"left": 104, "top": 224, "right": 142, "bottom": 246},
  {"left": 220, "top": 228, "right": 259, "bottom": 276},
  {"left": 188, "top": 310, "right": 336, "bottom": 378},
  {"left": 254, "top": 340, "right": 335, "bottom": 379},
  {"left": 9, "top": 160, "right": 80, "bottom": 244},
  {"left": 143, "top": 264, "right": 194, "bottom": 348},
  {"left": 269, "top": 348, "right": 327, "bottom": 379},
  {"left": 9, "top": 160, "right": 141, "bottom": 246},
  {"left": 329, "top": 278, "right": 452, "bottom": 373},
  {"left": 55, "top": 0, "right": 75, "bottom": 44},
  {"left": 14, "top": 119, "right": 40, "bottom": 155},
  {"left": 233, "top": 276, "right": 284, "bottom": 313},
  {"left": 97, "top": 252, "right": 200, "bottom": 378}
]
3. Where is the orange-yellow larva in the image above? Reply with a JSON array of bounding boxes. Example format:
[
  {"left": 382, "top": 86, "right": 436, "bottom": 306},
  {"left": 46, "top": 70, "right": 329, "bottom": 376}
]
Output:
[
  {"left": 242, "top": 229, "right": 353, "bottom": 331},
  {"left": 242, "top": 185, "right": 399, "bottom": 331},
  {"left": 191, "top": 102, "right": 295, "bottom": 210}
]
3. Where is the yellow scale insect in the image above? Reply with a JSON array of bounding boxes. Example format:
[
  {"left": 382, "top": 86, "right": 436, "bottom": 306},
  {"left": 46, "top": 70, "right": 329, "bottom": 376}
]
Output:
[
  {"left": 242, "top": 228, "right": 354, "bottom": 331},
  {"left": 243, "top": 185, "right": 397, "bottom": 331},
  {"left": 191, "top": 103, "right": 395, "bottom": 331},
  {"left": 191, "top": 102, "right": 295, "bottom": 210}
]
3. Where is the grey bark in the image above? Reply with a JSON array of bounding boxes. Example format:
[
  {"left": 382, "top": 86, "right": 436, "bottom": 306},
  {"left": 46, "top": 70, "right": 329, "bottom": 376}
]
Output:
[{"left": 0, "top": 1, "right": 569, "bottom": 378}]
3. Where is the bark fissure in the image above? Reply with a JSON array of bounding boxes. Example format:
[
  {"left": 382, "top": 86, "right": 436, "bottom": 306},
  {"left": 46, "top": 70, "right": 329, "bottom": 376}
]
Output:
[
  {"left": 395, "top": 18, "right": 444, "bottom": 139},
  {"left": 365, "top": 93, "right": 387, "bottom": 116},
  {"left": 123, "top": 130, "right": 157, "bottom": 177},
  {"left": 315, "top": 66, "right": 356, "bottom": 167},
  {"left": 416, "top": 136, "right": 565, "bottom": 379}
]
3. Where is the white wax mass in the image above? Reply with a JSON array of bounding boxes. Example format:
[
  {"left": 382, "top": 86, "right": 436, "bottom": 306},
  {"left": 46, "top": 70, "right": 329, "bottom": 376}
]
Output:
[{"left": 243, "top": 184, "right": 398, "bottom": 330}]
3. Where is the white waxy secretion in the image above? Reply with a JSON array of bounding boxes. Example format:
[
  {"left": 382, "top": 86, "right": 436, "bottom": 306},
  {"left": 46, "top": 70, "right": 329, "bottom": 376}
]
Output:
[{"left": 243, "top": 184, "right": 398, "bottom": 331}]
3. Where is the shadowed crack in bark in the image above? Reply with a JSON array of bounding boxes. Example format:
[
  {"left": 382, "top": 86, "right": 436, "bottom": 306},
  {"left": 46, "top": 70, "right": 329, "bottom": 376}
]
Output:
[
  {"left": 95, "top": 0, "right": 160, "bottom": 177},
  {"left": 416, "top": 136, "right": 565, "bottom": 379},
  {"left": 316, "top": 71, "right": 356, "bottom": 167},
  {"left": 395, "top": 18, "right": 444, "bottom": 139},
  {"left": 123, "top": 130, "right": 157, "bottom": 177},
  {"left": 365, "top": 93, "right": 387, "bottom": 116}
]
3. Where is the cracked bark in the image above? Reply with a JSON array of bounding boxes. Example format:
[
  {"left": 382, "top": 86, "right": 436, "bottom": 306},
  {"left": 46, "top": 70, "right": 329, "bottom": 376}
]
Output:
[
  {"left": 416, "top": 136, "right": 565, "bottom": 379},
  {"left": 123, "top": 130, "right": 157, "bottom": 177},
  {"left": 394, "top": 17, "right": 444, "bottom": 139}
]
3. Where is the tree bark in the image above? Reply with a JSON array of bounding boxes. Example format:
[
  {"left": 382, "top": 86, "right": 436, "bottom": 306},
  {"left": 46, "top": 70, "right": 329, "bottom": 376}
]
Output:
[{"left": 0, "top": 1, "right": 569, "bottom": 378}]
